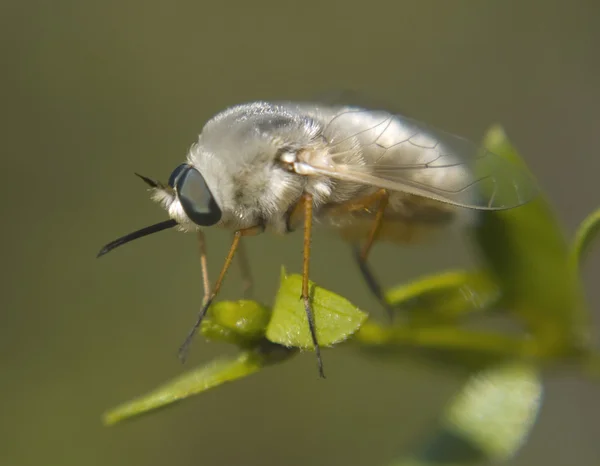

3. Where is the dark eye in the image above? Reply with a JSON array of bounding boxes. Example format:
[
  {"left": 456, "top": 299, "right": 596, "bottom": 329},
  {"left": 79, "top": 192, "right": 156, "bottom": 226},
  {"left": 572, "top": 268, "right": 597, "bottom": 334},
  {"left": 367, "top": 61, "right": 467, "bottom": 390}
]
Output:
[
  {"left": 168, "top": 163, "right": 189, "bottom": 188},
  {"left": 175, "top": 166, "right": 222, "bottom": 226}
]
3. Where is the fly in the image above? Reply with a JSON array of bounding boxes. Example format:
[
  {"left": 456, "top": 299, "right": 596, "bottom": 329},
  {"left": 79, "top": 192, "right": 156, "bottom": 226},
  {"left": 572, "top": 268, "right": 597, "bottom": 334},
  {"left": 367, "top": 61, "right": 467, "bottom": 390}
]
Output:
[{"left": 97, "top": 101, "right": 538, "bottom": 378}]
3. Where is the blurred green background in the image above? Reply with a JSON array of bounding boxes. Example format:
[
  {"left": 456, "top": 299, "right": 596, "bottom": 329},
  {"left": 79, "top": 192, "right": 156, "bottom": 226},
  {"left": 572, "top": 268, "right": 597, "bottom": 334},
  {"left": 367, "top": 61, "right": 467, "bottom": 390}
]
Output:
[{"left": 2, "top": 1, "right": 599, "bottom": 465}]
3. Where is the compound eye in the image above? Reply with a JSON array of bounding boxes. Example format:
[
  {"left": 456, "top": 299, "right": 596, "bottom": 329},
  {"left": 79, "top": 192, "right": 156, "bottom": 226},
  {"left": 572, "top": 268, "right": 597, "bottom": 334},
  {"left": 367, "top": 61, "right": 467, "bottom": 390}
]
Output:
[
  {"left": 168, "top": 163, "right": 189, "bottom": 188},
  {"left": 175, "top": 166, "right": 222, "bottom": 226}
]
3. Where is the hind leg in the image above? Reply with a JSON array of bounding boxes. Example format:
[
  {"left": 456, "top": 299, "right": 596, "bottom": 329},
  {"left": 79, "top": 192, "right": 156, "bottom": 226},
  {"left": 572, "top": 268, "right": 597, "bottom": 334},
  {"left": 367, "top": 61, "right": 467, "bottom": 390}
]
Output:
[
  {"left": 349, "top": 190, "right": 398, "bottom": 320},
  {"left": 352, "top": 244, "right": 397, "bottom": 320}
]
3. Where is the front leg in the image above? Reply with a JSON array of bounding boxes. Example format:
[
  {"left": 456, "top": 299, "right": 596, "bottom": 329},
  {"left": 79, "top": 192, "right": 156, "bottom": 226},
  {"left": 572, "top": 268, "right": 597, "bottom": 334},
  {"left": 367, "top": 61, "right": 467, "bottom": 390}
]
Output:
[
  {"left": 178, "top": 224, "right": 265, "bottom": 363},
  {"left": 298, "top": 192, "right": 326, "bottom": 378}
]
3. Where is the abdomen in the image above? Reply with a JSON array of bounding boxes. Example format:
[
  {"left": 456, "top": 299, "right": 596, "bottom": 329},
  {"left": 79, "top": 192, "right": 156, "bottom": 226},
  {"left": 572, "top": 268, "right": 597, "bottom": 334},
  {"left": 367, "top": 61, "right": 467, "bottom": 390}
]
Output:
[{"left": 318, "top": 191, "right": 465, "bottom": 245}]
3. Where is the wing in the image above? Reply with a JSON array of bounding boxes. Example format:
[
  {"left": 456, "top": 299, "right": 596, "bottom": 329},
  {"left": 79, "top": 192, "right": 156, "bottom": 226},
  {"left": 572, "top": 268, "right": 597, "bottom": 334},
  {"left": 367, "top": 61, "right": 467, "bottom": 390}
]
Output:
[{"left": 308, "top": 109, "right": 538, "bottom": 211}]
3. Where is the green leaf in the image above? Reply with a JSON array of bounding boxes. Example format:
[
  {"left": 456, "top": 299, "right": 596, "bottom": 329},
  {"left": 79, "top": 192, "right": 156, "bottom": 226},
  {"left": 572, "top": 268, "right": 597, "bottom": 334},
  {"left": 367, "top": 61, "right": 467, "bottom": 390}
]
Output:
[
  {"left": 201, "top": 300, "right": 271, "bottom": 346},
  {"left": 104, "top": 344, "right": 294, "bottom": 426},
  {"left": 441, "top": 363, "right": 543, "bottom": 463},
  {"left": 385, "top": 270, "right": 500, "bottom": 325},
  {"left": 104, "top": 353, "right": 262, "bottom": 425},
  {"left": 266, "top": 270, "right": 368, "bottom": 348},
  {"left": 571, "top": 207, "right": 600, "bottom": 271},
  {"left": 355, "top": 126, "right": 595, "bottom": 371},
  {"left": 391, "top": 363, "right": 543, "bottom": 466},
  {"left": 473, "top": 126, "right": 590, "bottom": 354}
]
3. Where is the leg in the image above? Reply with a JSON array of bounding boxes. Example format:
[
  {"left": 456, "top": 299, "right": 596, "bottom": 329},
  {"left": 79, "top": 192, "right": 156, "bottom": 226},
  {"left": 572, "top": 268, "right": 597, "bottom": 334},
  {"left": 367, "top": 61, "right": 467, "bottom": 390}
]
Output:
[
  {"left": 352, "top": 244, "right": 396, "bottom": 319},
  {"left": 352, "top": 190, "right": 396, "bottom": 320},
  {"left": 178, "top": 225, "right": 264, "bottom": 363},
  {"left": 236, "top": 240, "right": 254, "bottom": 299},
  {"left": 300, "top": 193, "right": 326, "bottom": 378},
  {"left": 197, "top": 231, "right": 210, "bottom": 305}
]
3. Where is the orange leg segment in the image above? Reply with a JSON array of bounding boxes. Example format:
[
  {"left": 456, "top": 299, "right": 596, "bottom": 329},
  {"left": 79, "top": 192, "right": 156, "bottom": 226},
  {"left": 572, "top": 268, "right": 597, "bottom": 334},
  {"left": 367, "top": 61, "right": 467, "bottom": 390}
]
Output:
[
  {"left": 349, "top": 189, "right": 397, "bottom": 320},
  {"left": 178, "top": 224, "right": 264, "bottom": 363},
  {"left": 300, "top": 193, "right": 326, "bottom": 378}
]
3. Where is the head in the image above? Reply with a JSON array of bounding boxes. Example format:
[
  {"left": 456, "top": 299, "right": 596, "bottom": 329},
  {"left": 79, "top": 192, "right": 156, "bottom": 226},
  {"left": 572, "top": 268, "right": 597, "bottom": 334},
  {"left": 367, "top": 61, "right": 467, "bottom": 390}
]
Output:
[
  {"left": 96, "top": 163, "right": 222, "bottom": 258},
  {"left": 146, "top": 160, "right": 223, "bottom": 231},
  {"left": 97, "top": 101, "right": 321, "bottom": 257}
]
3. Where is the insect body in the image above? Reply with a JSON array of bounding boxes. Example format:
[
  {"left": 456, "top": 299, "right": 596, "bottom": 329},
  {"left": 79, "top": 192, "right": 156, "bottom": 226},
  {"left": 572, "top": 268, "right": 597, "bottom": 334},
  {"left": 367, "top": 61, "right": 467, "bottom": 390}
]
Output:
[{"left": 98, "top": 101, "right": 537, "bottom": 377}]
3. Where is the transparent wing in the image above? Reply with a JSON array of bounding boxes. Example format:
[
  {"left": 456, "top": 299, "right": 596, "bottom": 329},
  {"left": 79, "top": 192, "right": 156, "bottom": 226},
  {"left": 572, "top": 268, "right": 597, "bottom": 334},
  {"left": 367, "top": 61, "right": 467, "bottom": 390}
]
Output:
[{"left": 309, "top": 109, "right": 538, "bottom": 211}]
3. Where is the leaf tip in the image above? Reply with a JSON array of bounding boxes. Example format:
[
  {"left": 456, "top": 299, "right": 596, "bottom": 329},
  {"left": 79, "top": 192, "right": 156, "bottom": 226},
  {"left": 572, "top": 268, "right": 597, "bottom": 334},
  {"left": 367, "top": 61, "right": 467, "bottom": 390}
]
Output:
[
  {"left": 102, "top": 410, "right": 120, "bottom": 427},
  {"left": 483, "top": 124, "right": 507, "bottom": 148}
]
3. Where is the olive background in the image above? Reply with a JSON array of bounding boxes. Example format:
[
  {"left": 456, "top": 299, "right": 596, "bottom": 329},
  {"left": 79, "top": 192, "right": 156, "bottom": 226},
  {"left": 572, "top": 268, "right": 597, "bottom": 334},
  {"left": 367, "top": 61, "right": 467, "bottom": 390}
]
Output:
[{"left": 2, "top": 1, "right": 599, "bottom": 465}]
